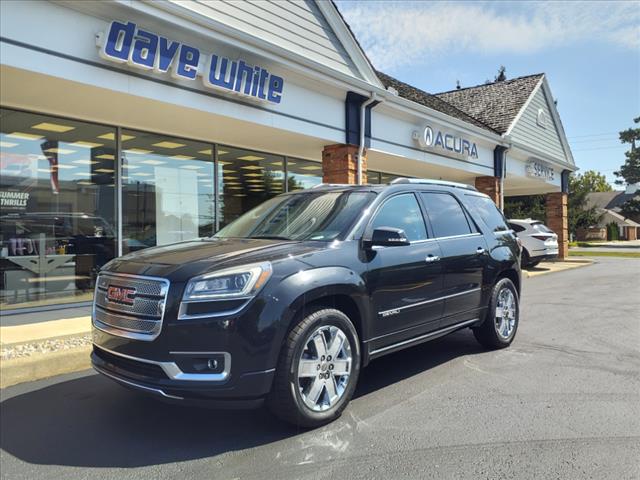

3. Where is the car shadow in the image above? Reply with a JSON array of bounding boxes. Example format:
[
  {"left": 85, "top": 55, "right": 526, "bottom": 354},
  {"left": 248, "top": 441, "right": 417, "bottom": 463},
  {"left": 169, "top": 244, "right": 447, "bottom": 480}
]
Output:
[{"left": 0, "top": 329, "right": 484, "bottom": 468}]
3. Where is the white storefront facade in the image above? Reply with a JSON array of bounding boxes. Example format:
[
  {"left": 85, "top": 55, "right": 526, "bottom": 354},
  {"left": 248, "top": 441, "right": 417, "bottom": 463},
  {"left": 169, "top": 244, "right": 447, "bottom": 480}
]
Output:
[{"left": 0, "top": 0, "right": 575, "bottom": 314}]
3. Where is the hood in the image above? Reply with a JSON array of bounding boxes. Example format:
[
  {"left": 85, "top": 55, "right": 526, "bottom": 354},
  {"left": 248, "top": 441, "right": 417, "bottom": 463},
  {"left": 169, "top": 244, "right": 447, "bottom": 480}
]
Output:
[{"left": 104, "top": 238, "right": 325, "bottom": 279}]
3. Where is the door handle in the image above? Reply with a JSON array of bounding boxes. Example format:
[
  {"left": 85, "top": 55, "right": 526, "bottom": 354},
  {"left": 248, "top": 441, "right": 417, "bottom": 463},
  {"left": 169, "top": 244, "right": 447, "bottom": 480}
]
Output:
[
  {"left": 476, "top": 247, "right": 486, "bottom": 255},
  {"left": 425, "top": 255, "right": 440, "bottom": 263}
]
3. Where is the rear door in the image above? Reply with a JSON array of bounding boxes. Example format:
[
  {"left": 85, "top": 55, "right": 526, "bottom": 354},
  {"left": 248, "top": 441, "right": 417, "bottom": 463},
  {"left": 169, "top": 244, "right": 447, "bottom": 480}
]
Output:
[
  {"left": 420, "top": 192, "right": 487, "bottom": 327},
  {"left": 364, "top": 193, "right": 445, "bottom": 349}
]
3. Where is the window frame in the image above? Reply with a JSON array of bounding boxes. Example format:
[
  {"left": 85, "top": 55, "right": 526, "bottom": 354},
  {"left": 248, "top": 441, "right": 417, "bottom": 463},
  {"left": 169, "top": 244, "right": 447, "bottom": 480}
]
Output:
[{"left": 363, "top": 191, "right": 430, "bottom": 244}]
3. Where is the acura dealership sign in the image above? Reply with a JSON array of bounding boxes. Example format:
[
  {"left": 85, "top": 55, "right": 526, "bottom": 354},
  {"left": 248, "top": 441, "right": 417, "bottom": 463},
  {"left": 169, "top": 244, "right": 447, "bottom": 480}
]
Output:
[
  {"left": 99, "top": 21, "right": 285, "bottom": 104},
  {"left": 413, "top": 126, "right": 479, "bottom": 159}
]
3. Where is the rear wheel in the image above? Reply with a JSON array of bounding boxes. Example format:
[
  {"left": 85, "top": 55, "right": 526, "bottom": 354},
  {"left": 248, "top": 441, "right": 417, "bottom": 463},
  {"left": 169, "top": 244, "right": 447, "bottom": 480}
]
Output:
[
  {"left": 473, "top": 278, "right": 519, "bottom": 349},
  {"left": 267, "top": 307, "right": 360, "bottom": 428}
]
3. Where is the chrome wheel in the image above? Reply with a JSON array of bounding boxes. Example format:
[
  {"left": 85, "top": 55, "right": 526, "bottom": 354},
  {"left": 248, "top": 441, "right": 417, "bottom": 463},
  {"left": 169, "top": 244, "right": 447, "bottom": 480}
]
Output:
[
  {"left": 297, "top": 325, "right": 353, "bottom": 412},
  {"left": 495, "top": 287, "right": 517, "bottom": 339}
]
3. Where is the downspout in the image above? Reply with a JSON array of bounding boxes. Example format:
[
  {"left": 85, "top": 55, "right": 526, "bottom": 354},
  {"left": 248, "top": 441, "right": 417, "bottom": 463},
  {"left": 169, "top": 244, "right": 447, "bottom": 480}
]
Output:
[{"left": 357, "top": 92, "right": 379, "bottom": 185}]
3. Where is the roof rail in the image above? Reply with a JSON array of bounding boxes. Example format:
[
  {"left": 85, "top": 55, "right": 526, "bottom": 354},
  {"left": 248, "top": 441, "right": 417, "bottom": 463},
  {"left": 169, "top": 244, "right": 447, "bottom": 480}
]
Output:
[
  {"left": 310, "top": 183, "right": 352, "bottom": 189},
  {"left": 390, "top": 178, "right": 478, "bottom": 191}
]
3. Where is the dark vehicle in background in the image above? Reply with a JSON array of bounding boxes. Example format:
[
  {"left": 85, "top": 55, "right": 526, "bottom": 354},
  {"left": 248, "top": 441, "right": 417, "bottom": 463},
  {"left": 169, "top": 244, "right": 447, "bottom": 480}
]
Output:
[{"left": 91, "top": 179, "right": 522, "bottom": 427}]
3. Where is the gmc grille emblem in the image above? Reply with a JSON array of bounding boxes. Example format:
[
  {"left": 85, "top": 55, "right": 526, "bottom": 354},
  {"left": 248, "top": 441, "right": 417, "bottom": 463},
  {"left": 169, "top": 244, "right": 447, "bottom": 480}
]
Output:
[{"left": 106, "top": 286, "right": 136, "bottom": 305}]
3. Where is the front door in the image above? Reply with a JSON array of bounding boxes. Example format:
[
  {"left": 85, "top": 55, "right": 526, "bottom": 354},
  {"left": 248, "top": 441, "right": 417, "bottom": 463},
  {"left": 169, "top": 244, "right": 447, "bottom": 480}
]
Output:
[
  {"left": 420, "top": 192, "right": 486, "bottom": 327},
  {"left": 364, "top": 193, "right": 445, "bottom": 350}
]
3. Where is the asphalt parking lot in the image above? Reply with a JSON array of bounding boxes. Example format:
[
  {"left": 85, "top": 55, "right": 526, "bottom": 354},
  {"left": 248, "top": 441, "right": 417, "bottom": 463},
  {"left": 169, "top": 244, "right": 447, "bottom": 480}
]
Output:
[{"left": 1, "top": 257, "right": 639, "bottom": 480}]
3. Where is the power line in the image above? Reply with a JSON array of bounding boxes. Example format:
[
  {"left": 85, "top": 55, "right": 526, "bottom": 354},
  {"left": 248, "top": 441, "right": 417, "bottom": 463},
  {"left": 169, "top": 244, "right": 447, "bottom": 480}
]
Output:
[
  {"left": 572, "top": 145, "right": 627, "bottom": 152},
  {"left": 567, "top": 131, "right": 619, "bottom": 139},
  {"left": 570, "top": 137, "right": 621, "bottom": 144}
]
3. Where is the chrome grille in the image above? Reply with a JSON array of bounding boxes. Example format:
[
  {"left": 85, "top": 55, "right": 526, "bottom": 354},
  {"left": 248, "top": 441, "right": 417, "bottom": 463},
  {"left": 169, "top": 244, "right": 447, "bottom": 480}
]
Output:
[{"left": 93, "top": 273, "right": 169, "bottom": 341}]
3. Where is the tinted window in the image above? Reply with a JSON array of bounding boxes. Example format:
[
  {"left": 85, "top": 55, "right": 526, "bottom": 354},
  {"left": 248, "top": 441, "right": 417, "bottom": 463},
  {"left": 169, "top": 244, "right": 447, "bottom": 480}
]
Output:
[
  {"left": 466, "top": 195, "right": 509, "bottom": 232},
  {"left": 508, "top": 222, "right": 526, "bottom": 233},
  {"left": 370, "top": 194, "right": 427, "bottom": 241},
  {"left": 421, "top": 193, "right": 472, "bottom": 238}
]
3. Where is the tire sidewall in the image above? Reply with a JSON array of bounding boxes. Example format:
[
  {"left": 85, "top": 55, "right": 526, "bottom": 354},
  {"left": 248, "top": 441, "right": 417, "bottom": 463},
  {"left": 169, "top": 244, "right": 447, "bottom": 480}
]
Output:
[
  {"left": 489, "top": 278, "right": 520, "bottom": 346},
  {"left": 287, "top": 309, "right": 360, "bottom": 425}
]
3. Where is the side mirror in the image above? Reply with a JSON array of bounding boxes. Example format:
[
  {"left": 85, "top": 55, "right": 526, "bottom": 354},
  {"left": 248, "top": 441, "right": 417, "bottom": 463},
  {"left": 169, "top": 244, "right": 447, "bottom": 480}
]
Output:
[{"left": 365, "top": 227, "right": 410, "bottom": 248}]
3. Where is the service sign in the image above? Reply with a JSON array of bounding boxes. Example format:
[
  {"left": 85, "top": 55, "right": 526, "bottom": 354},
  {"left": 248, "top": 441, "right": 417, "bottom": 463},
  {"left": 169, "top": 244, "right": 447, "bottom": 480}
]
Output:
[
  {"left": 413, "top": 125, "right": 479, "bottom": 159},
  {"left": 98, "top": 21, "right": 285, "bottom": 104},
  {"left": 525, "top": 160, "right": 555, "bottom": 182}
]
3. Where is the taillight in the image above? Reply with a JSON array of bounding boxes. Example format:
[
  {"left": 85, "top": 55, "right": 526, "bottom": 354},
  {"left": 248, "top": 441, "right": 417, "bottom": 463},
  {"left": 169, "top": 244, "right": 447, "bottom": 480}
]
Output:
[{"left": 531, "top": 235, "right": 550, "bottom": 241}]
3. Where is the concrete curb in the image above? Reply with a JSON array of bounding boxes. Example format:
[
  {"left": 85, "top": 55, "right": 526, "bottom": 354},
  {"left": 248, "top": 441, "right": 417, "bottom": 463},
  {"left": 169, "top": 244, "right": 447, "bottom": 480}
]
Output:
[
  {"left": 0, "top": 345, "right": 91, "bottom": 389},
  {"left": 523, "top": 259, "right": 593, "bottom": 278}
]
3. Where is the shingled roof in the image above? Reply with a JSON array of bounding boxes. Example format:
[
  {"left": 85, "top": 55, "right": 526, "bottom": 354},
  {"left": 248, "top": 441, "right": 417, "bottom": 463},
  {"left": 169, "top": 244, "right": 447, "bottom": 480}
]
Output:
[
  {"left": 434, "top": 74, "right": 545, "bottom": 134},
  {"left": 376, "top": 71, "right": 499, "bottom": 134}
]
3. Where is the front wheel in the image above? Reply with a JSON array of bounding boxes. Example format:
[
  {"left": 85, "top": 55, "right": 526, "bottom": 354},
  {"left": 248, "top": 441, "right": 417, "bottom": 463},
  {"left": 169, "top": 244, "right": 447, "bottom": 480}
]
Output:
[
  {"left": 267, "top": 307, "right": 360, "bottom": 428},
  {"left": 473, "top": 278, "right": 519, "bottom": 349}
]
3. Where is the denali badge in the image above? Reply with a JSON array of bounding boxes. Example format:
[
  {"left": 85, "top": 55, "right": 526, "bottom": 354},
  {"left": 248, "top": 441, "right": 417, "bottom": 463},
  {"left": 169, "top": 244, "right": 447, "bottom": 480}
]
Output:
[{"left": 106, "top": 286, "right": 136, "bottom": 305}]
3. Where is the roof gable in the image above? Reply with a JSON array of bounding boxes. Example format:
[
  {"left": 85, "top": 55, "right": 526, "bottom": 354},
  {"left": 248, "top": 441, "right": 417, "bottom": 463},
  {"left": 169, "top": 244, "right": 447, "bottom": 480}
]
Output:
[
  {"left": 435, "top": 74, "right": 544, "bottom": 134},
  {"left": 165, "top": 0, "right": 382, "bottom": 85},
  {"left": 507, "top": 78, "right": 575, "bottom": 166}
]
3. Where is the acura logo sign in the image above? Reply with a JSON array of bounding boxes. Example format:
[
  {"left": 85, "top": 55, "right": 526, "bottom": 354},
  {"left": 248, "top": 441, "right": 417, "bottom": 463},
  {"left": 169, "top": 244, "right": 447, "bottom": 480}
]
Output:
[
  {"left": 413, "top": 125, "right": 479, "bottom": 159},
  {"left": 107, "top": 286, "right": 136, "bottom": 305}
]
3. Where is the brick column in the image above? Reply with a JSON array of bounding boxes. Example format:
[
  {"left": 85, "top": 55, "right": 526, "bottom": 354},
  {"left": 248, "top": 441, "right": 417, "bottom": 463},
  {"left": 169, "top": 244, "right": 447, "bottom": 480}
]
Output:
[
  {"left": 546, "top": 192, "right": 568, "bottom": 260},
  {"left": 322, "top": 144, "right": 366, "bottom": 184},
  {"left": 475, "top": 176, "right": 501, "bottom": 206}
]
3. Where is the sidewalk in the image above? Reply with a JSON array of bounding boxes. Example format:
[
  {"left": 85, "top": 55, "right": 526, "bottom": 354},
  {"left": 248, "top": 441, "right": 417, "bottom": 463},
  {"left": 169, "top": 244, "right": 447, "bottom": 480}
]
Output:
[
  {"left": 0, "top": 316, "right": 92, "bottom": 389},
  {"left": 522, "top": 258, "right": 593, "bottom": 278}
]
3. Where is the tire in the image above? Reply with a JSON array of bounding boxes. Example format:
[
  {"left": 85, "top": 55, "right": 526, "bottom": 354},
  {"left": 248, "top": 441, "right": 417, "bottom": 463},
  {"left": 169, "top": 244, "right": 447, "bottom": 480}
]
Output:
[
  {"left": 267, "top": 307, "right": 361, "bottom": 428},
  {"left": 521, "top": 249, "right": 531, "bottom": 268},
  {"left": 473, "top": 278, "right": 519, "bottom": 349},
  {"left": 528, "top": 261, "right": 540, "bottom": 268}
]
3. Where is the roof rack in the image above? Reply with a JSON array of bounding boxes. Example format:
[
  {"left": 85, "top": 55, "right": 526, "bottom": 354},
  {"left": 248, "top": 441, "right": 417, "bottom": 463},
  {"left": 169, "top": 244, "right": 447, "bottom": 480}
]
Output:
[
  {"left": 390, "top": 178, "right": 478, "bottom": 191},
  {"left": 310, "top": 183, "right": 353, "bottom": 189}
]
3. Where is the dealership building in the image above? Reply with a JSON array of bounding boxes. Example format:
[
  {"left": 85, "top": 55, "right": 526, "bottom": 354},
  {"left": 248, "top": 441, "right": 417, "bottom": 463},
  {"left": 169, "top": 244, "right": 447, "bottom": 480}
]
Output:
[{"left": 0, "top": 0, "right": 576, "bottom": 315}]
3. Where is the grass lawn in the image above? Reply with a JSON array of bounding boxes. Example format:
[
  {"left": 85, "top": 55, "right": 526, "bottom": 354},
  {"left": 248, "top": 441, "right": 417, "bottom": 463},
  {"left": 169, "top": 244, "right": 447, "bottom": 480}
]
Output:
[{"left": 569, "top": 251, "right": 640, "bottom": 258}]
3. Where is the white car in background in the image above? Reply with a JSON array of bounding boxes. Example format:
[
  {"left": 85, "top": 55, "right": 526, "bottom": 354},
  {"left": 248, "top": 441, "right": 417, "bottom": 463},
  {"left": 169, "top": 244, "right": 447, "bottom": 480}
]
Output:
[{"left": 508, "top": 219, "right": 559, "bottom": 268}]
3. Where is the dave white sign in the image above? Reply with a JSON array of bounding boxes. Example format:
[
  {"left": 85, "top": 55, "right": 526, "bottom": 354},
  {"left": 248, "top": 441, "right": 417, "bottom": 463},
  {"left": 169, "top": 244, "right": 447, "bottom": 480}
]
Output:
[
  {"left": 413, "top": 126, "right": 478, "bottom": 159},
  {"left": 99, "top": 21, "right": 284, "bottom": 104},
  {"left": 526, "top": 160, "right": 555, "bottom": 182}
]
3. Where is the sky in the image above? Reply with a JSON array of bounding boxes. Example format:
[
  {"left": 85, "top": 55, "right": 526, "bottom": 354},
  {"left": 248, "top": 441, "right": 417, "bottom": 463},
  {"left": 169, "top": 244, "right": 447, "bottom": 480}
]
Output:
[{"left": 335, "top": 0, "right": 640, "bottom": 188}]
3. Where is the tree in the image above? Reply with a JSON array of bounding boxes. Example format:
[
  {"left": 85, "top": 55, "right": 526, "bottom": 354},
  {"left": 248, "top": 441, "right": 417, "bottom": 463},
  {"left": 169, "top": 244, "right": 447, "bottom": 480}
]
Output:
[
  {"left": 504, "top": 195, "right": 545, "bottom": 221},
  {"left": 567, "top": 170, "right": 610, "bottom": 234},
  {"left": 620, "top": 197, "right": 640, "bottom": 221},
  {"left": 614, "top": 117, "right": 640, "bottom": 186}
]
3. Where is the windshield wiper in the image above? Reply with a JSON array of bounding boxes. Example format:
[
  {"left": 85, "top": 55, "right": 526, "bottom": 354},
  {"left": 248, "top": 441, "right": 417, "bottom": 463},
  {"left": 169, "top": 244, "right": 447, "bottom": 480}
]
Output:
[{"left": 248, "top": 235, "right": 291, "bottom": 240}]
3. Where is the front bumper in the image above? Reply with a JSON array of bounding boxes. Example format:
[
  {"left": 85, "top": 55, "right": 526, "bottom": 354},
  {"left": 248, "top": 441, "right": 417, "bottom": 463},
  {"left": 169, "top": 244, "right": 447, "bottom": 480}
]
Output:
[{"left": 91, "top": 343, "right": 275, "bottom": 407}]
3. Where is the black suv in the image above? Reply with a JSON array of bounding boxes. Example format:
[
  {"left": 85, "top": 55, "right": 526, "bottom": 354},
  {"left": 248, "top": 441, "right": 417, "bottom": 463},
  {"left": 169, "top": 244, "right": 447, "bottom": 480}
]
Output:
[{"left": 92, "top": 179, "right": 521, "bottom": 427}]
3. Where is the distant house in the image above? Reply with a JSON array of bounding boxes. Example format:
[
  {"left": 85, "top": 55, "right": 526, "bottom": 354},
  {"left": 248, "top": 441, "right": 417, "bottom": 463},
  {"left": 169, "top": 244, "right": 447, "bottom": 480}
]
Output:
[{"left": 584, "top": 184, "right": 640, "bottom": 241}]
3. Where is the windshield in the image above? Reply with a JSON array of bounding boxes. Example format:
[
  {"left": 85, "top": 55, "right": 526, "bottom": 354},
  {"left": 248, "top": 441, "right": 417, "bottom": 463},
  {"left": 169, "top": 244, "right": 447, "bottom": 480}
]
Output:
[{"left": 214, "top": 191, "right": 375, "bottom": 241}]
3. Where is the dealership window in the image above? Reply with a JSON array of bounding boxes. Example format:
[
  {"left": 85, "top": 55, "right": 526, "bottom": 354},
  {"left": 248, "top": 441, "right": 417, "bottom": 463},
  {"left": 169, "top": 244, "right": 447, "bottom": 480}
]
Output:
[
  {"left": 0, "top": 108, "right": 116, "bottom": 311},
  {"left": 121, "top": 130, "right": 215, "bottom": 253},
  {"left": 287, "top": 158, "right": 322, "bottom": 190},
  {"left": 218, "top": 146, "right": 285, "bottom": 228},
  {"left": 368, "top": 171, "right": 405, "bottom": 184}
]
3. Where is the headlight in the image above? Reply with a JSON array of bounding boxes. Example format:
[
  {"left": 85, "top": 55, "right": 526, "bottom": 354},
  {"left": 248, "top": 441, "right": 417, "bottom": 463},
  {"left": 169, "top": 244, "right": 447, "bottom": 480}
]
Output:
[{"left": 182, "top": 262, "right": 272, "bottom": 301}]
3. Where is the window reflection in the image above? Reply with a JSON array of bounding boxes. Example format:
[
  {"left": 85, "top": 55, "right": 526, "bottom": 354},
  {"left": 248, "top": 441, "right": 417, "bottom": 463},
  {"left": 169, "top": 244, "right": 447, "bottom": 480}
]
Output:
[
  {"left": 0, "top": 108, "right": 116, "bottom": 310},
  {"left": 121, "top": 130, "right": 214, "bottom": 253},
  {"left": 218, "top": 146, "right": 284, "bottom": 228},
  {"left": 287, "top": 158, "right": 322, "bottom": 190}
]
